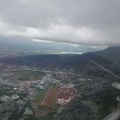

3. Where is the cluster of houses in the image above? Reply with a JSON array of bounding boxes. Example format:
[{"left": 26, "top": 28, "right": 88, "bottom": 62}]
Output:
[
  {"left": 57, "top": 88, "right": 77, "bottom": 106},
  {"left": 0, "top": 94, "right": 19, "bottom": 102}
]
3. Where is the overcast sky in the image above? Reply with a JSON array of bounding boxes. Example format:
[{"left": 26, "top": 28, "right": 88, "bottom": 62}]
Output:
[{"left": 0, "top": 0, "right": 120, "bottom": 46}]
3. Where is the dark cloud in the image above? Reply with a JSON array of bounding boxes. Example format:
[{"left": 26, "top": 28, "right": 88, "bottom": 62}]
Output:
[{"left": 0, "top": 0, "right": 120, "bottom": 46}]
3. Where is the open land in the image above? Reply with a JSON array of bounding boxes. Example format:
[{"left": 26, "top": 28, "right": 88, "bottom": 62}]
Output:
[{"left": 33, "top": 84, "right": 59, "bottom": 117}]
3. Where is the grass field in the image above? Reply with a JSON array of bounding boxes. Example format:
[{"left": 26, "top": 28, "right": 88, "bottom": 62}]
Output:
[
  {"left": 34, "top": 86, "right": 51, "bottom": 104},
  {"left": 33, "top": 84, "right": 58, "bottom": 117},
  {"left": 2, "top": 71, "right": 45, "bottom": 81},
  {"left": 42, "top": 85, "right": 58, "bottom": 107},
  {"left": 34, "top": 84, "right": 58, "bottom": 106}
]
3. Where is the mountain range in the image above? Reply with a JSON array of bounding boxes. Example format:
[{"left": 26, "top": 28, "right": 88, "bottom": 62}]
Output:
[
  {"left": 0, "top": 35, "right": 120, "bottom": 65},
  {"left": 0, "top": 36, "right": 99, "bottom": 57},
  {"left": 96, "top": 47, "right": 120, "bottom": 66},
  {"left": 1, "top": 46, "right": 120, "bottom": 76}
]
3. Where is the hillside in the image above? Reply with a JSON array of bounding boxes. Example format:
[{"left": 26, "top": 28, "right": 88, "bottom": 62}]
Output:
[
  {"left": 96, "top": 47, "right": 120, "bottom": 66},
  {"left": 1, "top": 52, "right": 120, "bottom": 77},
  {"left": 1, "top": 48, "right": 120, "bottom": 120}
]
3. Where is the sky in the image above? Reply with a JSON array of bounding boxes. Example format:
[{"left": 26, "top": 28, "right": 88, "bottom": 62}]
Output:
[{"left": 0, "top": 0, "right": 120, "bottom": 46}]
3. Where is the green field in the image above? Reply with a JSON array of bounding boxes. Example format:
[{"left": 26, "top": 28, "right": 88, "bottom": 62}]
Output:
[
  {"left": 35, "top": 114, "right": 55, "bottom": 120},
  {"left": 81, "top": 100, "right": 97, "bottom": 107},
  {"left": 34, "top": 86, "right": 51, "bottom": 104},
  {"left": 33, "top": 84, "right": 58, "bottom": 110},
  {"left": 34, "top": 83, "right": 58, "bottom": 105},
  {"left": 2, "top": 71, "right": 45, "bottom": 81},
  {"left": 16, "top": 71, "right": 45, "bottom": 81},
  {"left": 33, "top": 84, "right": 58, "bottom": 118}
]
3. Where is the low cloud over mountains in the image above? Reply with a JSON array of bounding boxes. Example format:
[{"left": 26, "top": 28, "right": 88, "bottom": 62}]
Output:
[{"left": 0, "top": 0, "right": 120, "bottom": 46}]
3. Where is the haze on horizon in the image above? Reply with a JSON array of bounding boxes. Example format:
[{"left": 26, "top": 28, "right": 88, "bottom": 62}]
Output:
[{"left": 0, "top": 0, "right": 120, "bottom": 46}]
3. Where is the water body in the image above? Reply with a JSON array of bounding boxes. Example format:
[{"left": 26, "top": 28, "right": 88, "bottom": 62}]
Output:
[{"left": 57, "top": 52, "right": 84, "bottom": 54}]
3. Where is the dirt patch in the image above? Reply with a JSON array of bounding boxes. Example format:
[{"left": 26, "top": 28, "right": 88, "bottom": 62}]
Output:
[
  {"left": 33, "top": 84, "right": 58, "bottom": 117},
  {"left": 42, "top": 86, "right": 58, "bottom": 106},
  {"left": 32, "top": 103, "right": 51, "bottom": 117}
]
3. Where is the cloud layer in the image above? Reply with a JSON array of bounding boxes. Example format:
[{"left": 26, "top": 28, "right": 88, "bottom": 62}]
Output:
[{"left": 0, "top": 0, "right": 120, "bottom": 46}]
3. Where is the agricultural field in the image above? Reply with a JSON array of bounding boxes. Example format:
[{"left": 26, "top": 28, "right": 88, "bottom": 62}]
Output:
[
  {"left": 33, "top": 84, "right": 58, "bottom": 117},
  {"left": 16, "top": 71, "right": 45, "bottom": 81},
  {"left": 34, "top": 86, "right": 51, "bottom": 104},
  {"left": 41, "top": 86, "right": 58, "bottom": 106},
  {"left": 1, "top": 71, "right": 45, "bottom": 81}
]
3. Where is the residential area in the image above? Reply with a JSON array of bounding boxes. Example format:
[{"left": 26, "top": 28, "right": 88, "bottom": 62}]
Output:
[{"left": 0, "top": 62, "right": 117, "bottom": 120}]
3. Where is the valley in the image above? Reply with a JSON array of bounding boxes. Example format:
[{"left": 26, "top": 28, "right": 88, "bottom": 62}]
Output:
[{"left": 0, "top": 52, "right": 120, "bottom": 120}]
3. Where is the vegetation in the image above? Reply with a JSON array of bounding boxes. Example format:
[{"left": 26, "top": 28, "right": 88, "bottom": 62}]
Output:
[
  {"left": 35, "top": 112, "right": 55, "bottom": 120},
  {"left": 33, "top": 84, "right": 58, "bottom": 119},
  {"left": 34, "top": 85, "right": 51, "bottom": 104},
  {"left": 0, "top": 89, "right": 14, "bottom": 96},
  {"left": 97, "top": 47, "right": 120, "bottom": 66},
  {"left": 15, "top": 71, "right": 45, "bottom": 81},
  {"left": 59, "top": 98, "right": 94, "bottom": 120},
  {"left": 12, "top": 100, "right": 34, "bottom": 120},
  {"left": 91, "top": 88, "right": 119, "bottom": 119}
]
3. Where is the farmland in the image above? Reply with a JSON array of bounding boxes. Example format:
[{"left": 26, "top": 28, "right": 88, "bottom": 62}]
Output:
[
  {"left": 0, "top": 70, "right": 45, "bottom": 81},
  {"left": 42, "top": 85, "right": 58, "bottom": 106},
  {"left": 33, "top": 84, "right": 58, "bottom": 117}
]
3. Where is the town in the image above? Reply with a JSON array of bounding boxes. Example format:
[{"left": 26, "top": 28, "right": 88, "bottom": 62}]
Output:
[{"left": 0, "top": 61, "right": 117, "bottom": 120}]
